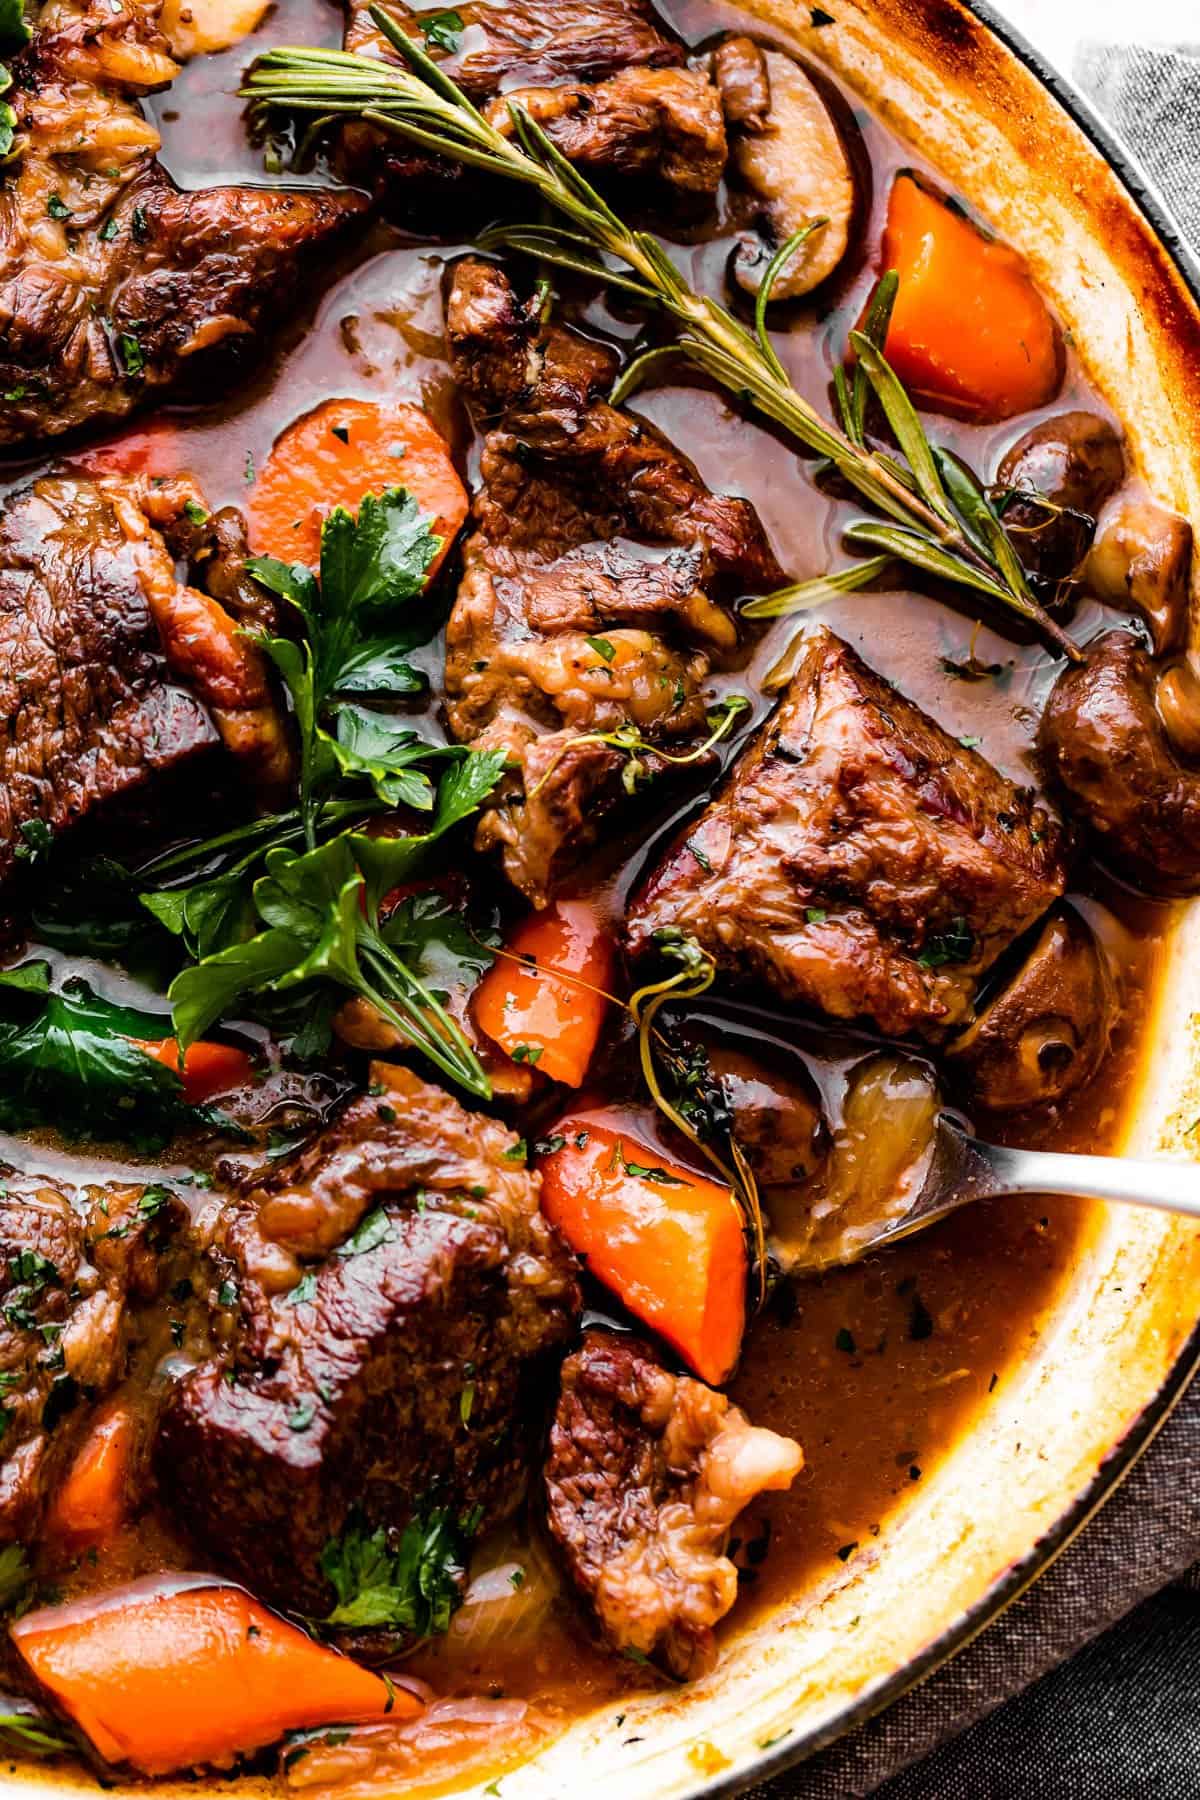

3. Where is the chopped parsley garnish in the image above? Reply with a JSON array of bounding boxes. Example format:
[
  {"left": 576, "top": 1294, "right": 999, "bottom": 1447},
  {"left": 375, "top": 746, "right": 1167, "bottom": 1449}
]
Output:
[
  {"left": 14, "top": 818, "right": 52, "bottom": 865},
  {"left": 283, "top": 1271, "right": 319, "bottom": 1307},
  {"left": 418, "top": 8, "right": 464, "bottom": 51},
  {"left": 319, "top": 1510, "right": 471, "bottom": 1636},
  {"left": 46, "top": 194, "right": 70, "bottom": 220},
  {"left": 117, "top": 329, "right": 145, "bottom": 378},
  {"left": 916, "top": 918, "right": 974, "bottom": 969},
  {"left": 336, "top": 1206, "right": 392, "bottom": 1259},
  {"left": 835, "top": 1327, "right": 856, "bottom": 1354},
  {"left": 146, "top": 493, "right": 504, "bottom": 1101},
  {"left": 98, "top": 216, "right": 119, "bottom": 241}
]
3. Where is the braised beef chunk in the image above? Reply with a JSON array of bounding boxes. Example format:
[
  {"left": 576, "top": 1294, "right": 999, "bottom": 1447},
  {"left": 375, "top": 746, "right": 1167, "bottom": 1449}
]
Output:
[
  {"left": 0, "top": 1177, "right": 180, "bottom": 1540},
  {"left": 0, "top": 0, "right": 365, "bottom": 448},
  {"left": 443, "top": 260, "right": 782, "bottom": 904},
  {"left": 544, "top": 1330, "right": 802, "bottom": 1680},
  {"left": 0, "top": 477, "right": 218, "bottom": 887},
  {"left": 626, "top": 627, "right": 1066, "bottom": 1038},
  {"left": 0, "top": 474, "right": 289, "bottom": 886},
  {"left": 341, "top": 0, "right": 724, "bottom": 213},
  {"left": 157, "top": 1063, "right": 579, "bottom": 1618}
]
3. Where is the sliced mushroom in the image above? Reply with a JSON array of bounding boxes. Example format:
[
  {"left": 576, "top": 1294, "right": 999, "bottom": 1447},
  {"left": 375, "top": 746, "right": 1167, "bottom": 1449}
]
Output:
[
  {"left": 1040, "top": 629, "right": 1200, "bottom": 894},
  {"left": 717, "top": 44, "right": 855, "bottom": 301},
  {"left": 1085, "top": 493, "right": 1193, "bottom": 655},
  {"left": 947, "top": 908, "right": 1116, "bottom": 1114},
  {"left": 991, "top": 412, "right": 1126, "bottom": 595}
]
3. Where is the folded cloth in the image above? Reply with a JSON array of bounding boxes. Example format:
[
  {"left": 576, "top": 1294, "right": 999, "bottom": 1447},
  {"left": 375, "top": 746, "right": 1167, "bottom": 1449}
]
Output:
[{"left": 752, "top": 18, "right": 1200, "bottom": 1798}]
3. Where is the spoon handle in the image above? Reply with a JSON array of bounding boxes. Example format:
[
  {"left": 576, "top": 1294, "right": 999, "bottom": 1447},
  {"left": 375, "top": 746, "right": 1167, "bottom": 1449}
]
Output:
[{"left": 975, "top": 1138, "right": 1200, "bottom": 1220}]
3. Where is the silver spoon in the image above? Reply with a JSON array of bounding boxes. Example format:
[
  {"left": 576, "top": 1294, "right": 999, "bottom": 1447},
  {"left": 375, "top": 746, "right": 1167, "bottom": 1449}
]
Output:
[{"left": 868, "top": 1115, "right": 1200, "bottom": 1256}]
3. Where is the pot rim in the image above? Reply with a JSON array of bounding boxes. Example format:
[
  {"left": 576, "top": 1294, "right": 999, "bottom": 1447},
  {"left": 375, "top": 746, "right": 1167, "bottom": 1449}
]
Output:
[{"left": 695, "top": 5, "right": 1200, "bottom": 1793}]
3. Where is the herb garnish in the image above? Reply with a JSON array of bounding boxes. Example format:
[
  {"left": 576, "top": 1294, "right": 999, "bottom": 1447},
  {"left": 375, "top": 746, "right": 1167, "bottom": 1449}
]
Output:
[
  {"left": 418, "top": 8, "right": 464, "bottom": 51},
  {"left": 319, "top": 1511, "right": 470, "bottom": 1636},
  {"left": 916, "top": 918, "right": 974, "bottom": 969},
  {"left": 129, "top": 492, "right": 506, "bottom": 1097},
  {"left": 243, "top": 22, "right": 1081, "bottom": 671},
  {"left": 0, "top": 963, "right": 200, "bottom": 1142}
]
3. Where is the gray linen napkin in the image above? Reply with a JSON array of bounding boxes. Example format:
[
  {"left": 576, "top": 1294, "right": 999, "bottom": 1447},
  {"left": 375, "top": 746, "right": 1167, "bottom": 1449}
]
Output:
[{"left": 751, "top": 29, "right": 1200, "bottom": 1799}]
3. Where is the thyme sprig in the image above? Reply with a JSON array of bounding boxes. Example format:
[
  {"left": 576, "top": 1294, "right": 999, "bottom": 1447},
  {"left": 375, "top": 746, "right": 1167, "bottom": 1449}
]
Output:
[
  {"left": 242, "top": 10, "right": 1081, "bottom": 664},
  {"left": 629, "top": 931, "right": 767, "bottom": 1309}
]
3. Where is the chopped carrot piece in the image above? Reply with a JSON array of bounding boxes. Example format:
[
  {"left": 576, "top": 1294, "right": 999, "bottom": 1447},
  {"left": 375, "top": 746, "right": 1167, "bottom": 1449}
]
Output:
[
  {"left": 46, "top": 1407, "right": 133, "bottom": 1547},
  {"left": 472, "top": 902, "right": 615, "bottom": 1087},
  {"left": 12, "top": 1583, "right": 414, "bottom": 1775},
  {"left": 877, "top": 174, "right": 1061, "bottom": 420},
  {"left": 130, "top": 1038, "right": 254, "bottom": 1104},
  {"left": 537, "top": 1117, "right": 747, "bottom": 1384},
  {"left": 246, "top": 398, "right": 468, "bottom": 578}
]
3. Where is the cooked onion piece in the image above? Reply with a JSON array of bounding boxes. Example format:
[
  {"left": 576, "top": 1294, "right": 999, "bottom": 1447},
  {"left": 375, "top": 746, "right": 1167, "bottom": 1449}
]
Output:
[{"left": 767, "top": 1054, "right": 940, "bottom": 1272}]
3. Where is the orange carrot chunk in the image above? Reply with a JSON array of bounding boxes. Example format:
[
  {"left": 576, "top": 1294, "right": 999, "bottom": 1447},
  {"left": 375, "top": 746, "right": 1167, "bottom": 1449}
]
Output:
[
  {"left": 130, "top": 1038, "right": 254, "bottom": 1104},
  {"left": 12, "top": 1583, "right": 414, "bottom": 1775},
  {"left": 46, "top": 1407, "right": 134, "bottom": 1547},
  {"left": 877, "top": 173, "right": 1061, "bottom": 420},
  {"left": 537, "top": 1117, "right": 747, "bottom": 1384},
  {"left": 246, "top": 398, "right": 468, "bottom": 577},
  {"left": 472, "top": 902, "right": 615, "bottom": 1087}
]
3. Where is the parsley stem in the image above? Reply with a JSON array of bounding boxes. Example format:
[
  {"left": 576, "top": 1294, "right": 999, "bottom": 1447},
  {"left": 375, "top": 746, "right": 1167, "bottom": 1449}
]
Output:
[{"left": 358, "top": 937, "right": 491, "bottom": 1098}]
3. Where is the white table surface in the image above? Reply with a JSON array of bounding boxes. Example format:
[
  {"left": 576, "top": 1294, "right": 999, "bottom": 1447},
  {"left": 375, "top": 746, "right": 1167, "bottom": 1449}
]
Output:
[{"left": 996, "top": 0, "right": 1197, "bottom": 70}]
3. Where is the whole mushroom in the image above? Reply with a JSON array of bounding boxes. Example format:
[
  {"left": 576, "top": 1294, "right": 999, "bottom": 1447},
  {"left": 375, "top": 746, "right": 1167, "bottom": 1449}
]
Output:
[
  {"left": 947, "top": 908, "right": 1116, "bottom": 1114},
  {"left": 1040, "top": 629, "right": 1200, "bottom": 894},
  {"left": 1085, "top": 492, "right": 1193, "bottom": 655},
  {"left": 991, "top": 411, "right": 1126, "bottom": 595}
]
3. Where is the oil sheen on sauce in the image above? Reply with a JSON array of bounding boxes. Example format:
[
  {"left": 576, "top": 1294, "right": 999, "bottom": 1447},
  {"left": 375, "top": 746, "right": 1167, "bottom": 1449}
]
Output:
[{"left": 0, "top": 0, "right": 1175, "bottom": 1787}]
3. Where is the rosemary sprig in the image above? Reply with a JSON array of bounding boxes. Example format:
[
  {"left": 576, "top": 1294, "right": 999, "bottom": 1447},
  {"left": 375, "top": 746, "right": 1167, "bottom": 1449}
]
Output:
[{"left": 242, "top": 11, "right": 1081, "bottom": 664}]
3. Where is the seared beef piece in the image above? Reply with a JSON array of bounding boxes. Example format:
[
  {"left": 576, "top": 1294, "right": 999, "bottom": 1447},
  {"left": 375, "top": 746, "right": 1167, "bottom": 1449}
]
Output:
[
  {"left": 483, "top": 68, "right": 726, "bottom": 199},
  {"left": 1040, "top": 629, "right": 1200, "bottom": 895},
  {"left": 157, "top": 1062, "right": 580, "bottom": 1618},
  {"left": 626, "top": 627, "right": 1066, "bottom": 1039},
  {"left": 340, "top": 0, "right": 724, "bottom": 214},
  {"left": 0, "top": 0, "right": 365, "bottom": 448},
  {"left": 0, "top": 1176, "right": 181, "bottom": 1540},
  {"left": 544, "top": 1330, "right": 802, "bottom": 1680},
  {"left": 444, "top": 260, "right": 782, "bottom": 905},
  {"left": 350, "top": 0, "right": 683, "bottom": 94},
  {"left": 0, "top": 474, "right": 289, "bottom": 886}
]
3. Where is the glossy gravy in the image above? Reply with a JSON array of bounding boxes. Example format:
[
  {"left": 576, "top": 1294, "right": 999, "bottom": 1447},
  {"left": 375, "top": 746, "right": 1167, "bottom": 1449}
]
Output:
[{"left": 0, "top": 0, "right": 1174, "bottom": 1788}]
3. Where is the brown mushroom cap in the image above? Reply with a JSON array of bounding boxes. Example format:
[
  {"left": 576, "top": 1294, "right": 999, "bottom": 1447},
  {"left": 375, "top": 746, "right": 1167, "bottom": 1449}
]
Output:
[
  {"left": 1085, "top": 492, "right": 1193, "bottom": 656},
  {"left": 1040, "top": 629, "right": 1200, "bottom": 894},
  {"left": 947, "top": 908, "right": 1116, "bottom": 1114},
  {"left": 996, "top": 411, "right": 1126, "bottom": 518}
]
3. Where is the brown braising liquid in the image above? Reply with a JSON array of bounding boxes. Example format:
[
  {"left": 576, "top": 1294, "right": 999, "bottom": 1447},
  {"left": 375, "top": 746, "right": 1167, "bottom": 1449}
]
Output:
[{"left": 0, "top": 0, "right": 1173, "bottom": 1786}]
